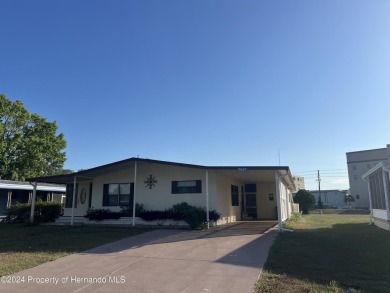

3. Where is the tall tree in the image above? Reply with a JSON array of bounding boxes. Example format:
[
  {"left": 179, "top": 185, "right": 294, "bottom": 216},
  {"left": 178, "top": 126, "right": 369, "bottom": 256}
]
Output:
[
  {"left": 0, "top": 94, "right": 66, "bottom": 180},
  {"left": 293, "top": 189, "right": 316, "bottom": 214}
]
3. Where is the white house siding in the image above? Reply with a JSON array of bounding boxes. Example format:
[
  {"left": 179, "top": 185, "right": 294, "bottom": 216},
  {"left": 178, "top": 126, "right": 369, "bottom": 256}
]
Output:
[
  {"left": 65, "top": 164, "right": 215, "bottom": 217},
  {"left": 58, "top": 160, "right": 295, "bottom": 226},
  {"left": 136, "top": 163, "right": 211, "bottom": 211},
  {"left": 257, "top": 182, "right": 278, "bottom": 220},
  {"left": 214, "top": 173, "right": 241, "bottom": 222},
  {"left": 278, "top": 178, "right": 290, "bottom": 221}
]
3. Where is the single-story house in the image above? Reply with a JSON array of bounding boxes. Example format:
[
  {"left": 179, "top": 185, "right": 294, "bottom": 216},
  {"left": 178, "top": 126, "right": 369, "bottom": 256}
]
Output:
[
  {"left": 0, "top": 180, "right": 66, "bottom": 217},
  {"left": 362, "top": 161, "right": 390, "bottom": 230},
  {"left": 28, "top": 158, "right": 296, "bottom": 230}
]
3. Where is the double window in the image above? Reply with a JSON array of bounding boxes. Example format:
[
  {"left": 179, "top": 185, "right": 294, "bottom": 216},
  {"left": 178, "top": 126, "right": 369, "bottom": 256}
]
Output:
[
  {"left": 103, "top": 183, "right": 134, "bottom": 206},
  {"left": 172, "top": 180, "right": 202, "bottom": 194}
]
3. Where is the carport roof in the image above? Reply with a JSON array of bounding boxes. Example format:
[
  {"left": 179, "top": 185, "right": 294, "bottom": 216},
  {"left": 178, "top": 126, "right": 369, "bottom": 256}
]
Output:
[{"left": 27, "top": 157, "right": 295, "bottom": 189}]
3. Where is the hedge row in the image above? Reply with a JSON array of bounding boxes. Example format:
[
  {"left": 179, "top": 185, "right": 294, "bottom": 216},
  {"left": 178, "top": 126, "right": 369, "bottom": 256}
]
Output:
[
  {"left": 5, "top": 202, "right": 63, "bottom": 223},
  {"left": 84, "top": 202, "right": 221, "bottom": 229}
]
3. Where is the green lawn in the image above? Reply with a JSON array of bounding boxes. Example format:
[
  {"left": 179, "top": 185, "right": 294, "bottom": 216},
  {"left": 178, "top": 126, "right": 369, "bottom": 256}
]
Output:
[
  {"left": 0, "top": 224, "right": 150, "bottom": 276},
  {"left": 255, "top": 213, "right": 390, "bottom": 293}
]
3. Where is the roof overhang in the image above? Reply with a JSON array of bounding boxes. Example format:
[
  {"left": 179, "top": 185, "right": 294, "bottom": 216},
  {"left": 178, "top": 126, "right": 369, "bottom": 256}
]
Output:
[
  {"left": 0, "top": 181, "right": 66, "bottom": 192},
  {"left": 27, "top": 157, "right": 296, "bottom": 190},
  {"left": 362, "top": 160, "right": 390, "bottom": 182}
]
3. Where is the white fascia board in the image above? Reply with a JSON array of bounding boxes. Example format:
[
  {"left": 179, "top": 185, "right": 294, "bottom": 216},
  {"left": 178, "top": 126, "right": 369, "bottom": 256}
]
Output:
[{"left": 0, "top": 183, "right": 65, "bottom": 192}]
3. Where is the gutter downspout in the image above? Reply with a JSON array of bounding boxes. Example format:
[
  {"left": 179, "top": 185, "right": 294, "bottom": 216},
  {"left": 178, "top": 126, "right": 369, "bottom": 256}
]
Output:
[{"left": 29, "top": 182, "right": 37, "bottom": 223}]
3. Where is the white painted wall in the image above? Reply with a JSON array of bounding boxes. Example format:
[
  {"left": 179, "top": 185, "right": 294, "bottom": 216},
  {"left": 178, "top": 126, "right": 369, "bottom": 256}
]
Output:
[
  {"left": 65, "top": 163, "right": 215, "bottom": 217},
  {"left": 62, "top": 163, "right": 292, "bottom": 225},
  {"left": 257, "top": 182, "right": 277, "bottom": 220},
  {"left": 214, "top": 173, "right": 241, "bottom": 222}
]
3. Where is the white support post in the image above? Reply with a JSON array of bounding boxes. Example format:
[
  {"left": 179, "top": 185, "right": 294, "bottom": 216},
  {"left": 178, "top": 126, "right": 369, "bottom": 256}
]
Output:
[
  {"left": 382, "top": 170, "right": 389, "bottom": 211},
  {"left": 206, "top": 170, "right": 210, "bottom": 229},
  {"left": 30, "top": 182, "right": 37, "bottom": 223},
  {"left": 71, "top": 176, "right": 77, "bottom": 226},
  {"left": 7, "top": 191, "right": 12, "bottom": 208},
  {"left": 365, "top": 177, "right": 373, "bottom": 224},
  {"left": 275, "top": 172, "right": 282, "bottom": 232},
  {"left": 285, "top": 186, "right": 290, "bottom": 218},
  {"left": 132, "top": 161, "right": 137, "bottom": 227}
]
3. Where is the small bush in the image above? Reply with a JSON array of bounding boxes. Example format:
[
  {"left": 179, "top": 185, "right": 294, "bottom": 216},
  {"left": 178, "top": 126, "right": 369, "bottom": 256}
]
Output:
[
  {"left": 185, "top": 206, "right": 207, "bottom": 229},
  {"left": 6, "top": 202, "right": 63, "bottom": 223},
  {"left": 289, "top": 212, "right": 301, "bottom": 222},
  {"left": 208, "top": 210, "right": 221, "bottom": 222},
  {"left": 137, "top": 202, "right": 221, "bottom": 229},
  {"left": 84, "top": 209, "right": 122, "bottom": 221},
  {"left": 171, "top": 202, "right": 190, "bottom": 221}
]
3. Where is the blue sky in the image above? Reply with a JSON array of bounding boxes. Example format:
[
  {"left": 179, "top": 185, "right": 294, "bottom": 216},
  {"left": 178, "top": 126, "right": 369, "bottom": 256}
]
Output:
[{"left": 1, "top": 0, "right": 389, "bottom": 190}]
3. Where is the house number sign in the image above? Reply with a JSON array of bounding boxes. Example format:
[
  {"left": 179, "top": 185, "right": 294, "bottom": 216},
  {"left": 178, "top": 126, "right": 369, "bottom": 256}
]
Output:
[{"left": 144, "top": 175, "right": 158, "bottom": 189}]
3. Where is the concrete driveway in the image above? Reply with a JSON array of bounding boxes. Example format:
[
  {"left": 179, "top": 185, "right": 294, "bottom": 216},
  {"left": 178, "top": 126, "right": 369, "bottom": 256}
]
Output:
[{"left": 1, "top": 221, "right": 278, "bottom": 293}]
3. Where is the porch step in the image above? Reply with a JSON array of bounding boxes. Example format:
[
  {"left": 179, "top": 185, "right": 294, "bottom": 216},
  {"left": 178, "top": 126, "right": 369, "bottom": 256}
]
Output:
[{"left": 54, "top": 216, "right": 85, "bottom": 225}]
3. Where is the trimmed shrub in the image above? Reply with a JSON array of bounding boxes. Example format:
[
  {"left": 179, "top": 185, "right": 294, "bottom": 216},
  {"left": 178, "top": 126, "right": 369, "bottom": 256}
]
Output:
[
  {"left": 138, "top": 202, "right": 220, "bottom": 229},
  {"left": 120, "top": 203, "right": 144, "bottom": 217},
  {"left": 138, "top": 210, "right": 173, "bottom": 221},
  {"left": 84, "top": 209, "right": 122, "bottom": 221},
  {"left": 184, "top": 205, "right": 207, "bottom": 229},
  {"left": 5, "top": 202, "right": 63, "bottom": 223},
  {"left": 208, "top": 210, "right": 221, "bottom": 222}
]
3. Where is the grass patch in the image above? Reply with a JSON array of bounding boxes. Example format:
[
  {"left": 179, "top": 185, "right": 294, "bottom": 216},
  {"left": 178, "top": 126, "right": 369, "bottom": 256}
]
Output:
[
  {"left": 255, "top": 214, "right": 390, "bottom": 293},
  {"left": 0, "top": 224, "right": 150, "bottom": 276}
]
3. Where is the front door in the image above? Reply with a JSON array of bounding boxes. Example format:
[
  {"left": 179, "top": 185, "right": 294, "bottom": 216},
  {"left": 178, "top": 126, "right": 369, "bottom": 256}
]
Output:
[{"left": 245, "top": 184, "right": 257, "bottom": 219}]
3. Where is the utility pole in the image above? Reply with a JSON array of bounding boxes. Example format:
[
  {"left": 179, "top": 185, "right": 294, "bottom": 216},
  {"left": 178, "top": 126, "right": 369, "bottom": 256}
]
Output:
[{"left": 317, "top": 170, "right": 322, "bottom": 208}]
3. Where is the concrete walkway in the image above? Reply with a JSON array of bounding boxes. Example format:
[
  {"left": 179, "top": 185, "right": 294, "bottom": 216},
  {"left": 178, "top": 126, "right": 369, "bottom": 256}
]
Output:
[{"left": 1, "top": 221, "right": 278, "bottom": 293}]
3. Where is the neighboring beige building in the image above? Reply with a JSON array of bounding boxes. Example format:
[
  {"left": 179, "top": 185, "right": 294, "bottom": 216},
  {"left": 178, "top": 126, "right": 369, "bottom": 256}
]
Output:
[
  {"left": 346, "top": 145, "right": 390, "bottom": 208},
  {"left": 28, "top": 158, "right": 296, "bottom": 231},
  {"left": 292, "top": 176, "right": 305, "bottom": 193}
]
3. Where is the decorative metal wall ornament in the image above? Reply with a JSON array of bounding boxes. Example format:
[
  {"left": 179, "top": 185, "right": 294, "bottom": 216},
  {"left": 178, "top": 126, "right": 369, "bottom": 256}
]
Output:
[{"left": 144, "top": 175, "right": 158, "bottom": 189}]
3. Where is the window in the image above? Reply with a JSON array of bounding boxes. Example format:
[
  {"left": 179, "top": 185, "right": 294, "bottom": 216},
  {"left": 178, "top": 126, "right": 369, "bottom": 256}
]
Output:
[
  {"left": 172, "top": 180, "right": 201, "bottom": 194},
  {"left": 269, "top": 193, "right": 274, "bottom": 201},
  {"left": 356, "top": 194, "right": 360, "bottom": 200},
  {"left": 231, "top": 185, "right": 239, "bottom": 206},
  {"left": 354, "top": 175, "right": 358, "bottom": 180},
  {"left": 103, "top": 183, "right": 134, "bottom": 206},
  {"left": 244, "top": 184, "right": 257, "bottom": 193}
]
